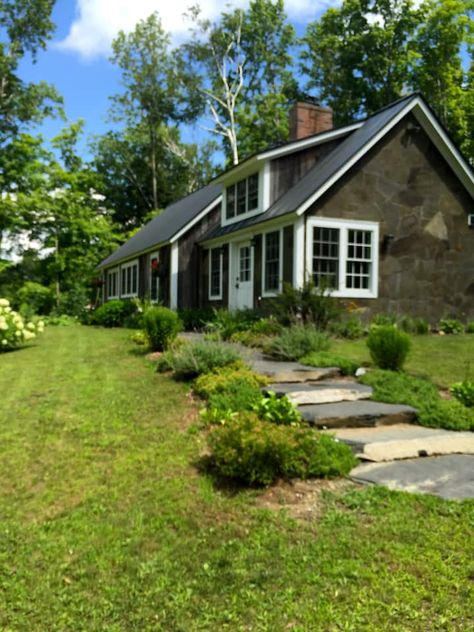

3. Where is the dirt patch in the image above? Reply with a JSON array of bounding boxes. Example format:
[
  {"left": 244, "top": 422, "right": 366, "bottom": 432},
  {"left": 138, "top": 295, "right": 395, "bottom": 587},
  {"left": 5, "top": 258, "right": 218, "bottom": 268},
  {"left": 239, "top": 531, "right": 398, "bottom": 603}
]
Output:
[
  {"left": 254, "top": 477, "right": 358, "bottom": 521},
  {"left": 439, "top": 389, "right": 452, "bottom": 400},
  {"left": 146, "top": 351, "right": 163, "bottom": 362}
]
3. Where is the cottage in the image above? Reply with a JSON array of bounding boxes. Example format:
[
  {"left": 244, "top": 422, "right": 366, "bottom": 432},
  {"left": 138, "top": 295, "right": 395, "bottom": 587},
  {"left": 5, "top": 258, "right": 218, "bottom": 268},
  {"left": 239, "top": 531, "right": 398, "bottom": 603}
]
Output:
[{"left": 98, "top": 93, "right": 474, "bottom": 320}]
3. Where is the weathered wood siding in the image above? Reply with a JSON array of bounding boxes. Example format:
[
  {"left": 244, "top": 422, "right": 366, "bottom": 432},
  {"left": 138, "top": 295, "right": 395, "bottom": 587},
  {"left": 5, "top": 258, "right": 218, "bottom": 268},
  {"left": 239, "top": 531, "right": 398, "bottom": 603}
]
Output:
[{"left": 307, "top": 114, "right": 474, "bottom": 320}]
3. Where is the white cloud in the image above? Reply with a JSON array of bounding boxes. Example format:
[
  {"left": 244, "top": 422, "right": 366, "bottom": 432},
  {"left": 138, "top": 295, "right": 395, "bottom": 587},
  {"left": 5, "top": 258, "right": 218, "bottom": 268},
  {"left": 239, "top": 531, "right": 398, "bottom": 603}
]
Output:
[{"left": 56, "top": 0, "right": 338, "bottom": 60}]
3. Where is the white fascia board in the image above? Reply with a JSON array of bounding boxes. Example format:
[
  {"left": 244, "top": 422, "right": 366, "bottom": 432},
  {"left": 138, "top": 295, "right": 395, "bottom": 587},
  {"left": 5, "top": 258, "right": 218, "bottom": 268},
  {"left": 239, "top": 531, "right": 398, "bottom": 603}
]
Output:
[
  {"left": 171, "top": 196, "right": 223, "bottom": 243},
  {"left": 200, "top": 212, "right": 298, "bottom": 248},
  {"left": 411, "top": 100, "right": 474, "bottom": 198},
  {"left": 213, "top": 158, "right": 259, "bottom": 184},
  {"left": 296, "top": 96, "right": 474, "bottom": 217},
  {"left": 258, "top": 123, "right": 363, "bottom": 161}
]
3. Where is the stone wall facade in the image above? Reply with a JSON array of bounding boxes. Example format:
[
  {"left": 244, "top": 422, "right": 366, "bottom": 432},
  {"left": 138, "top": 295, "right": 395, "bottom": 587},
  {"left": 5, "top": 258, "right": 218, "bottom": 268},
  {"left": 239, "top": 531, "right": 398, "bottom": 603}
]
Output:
[{"left": 308, "top": 114, "right": 474, "bottom": 321}]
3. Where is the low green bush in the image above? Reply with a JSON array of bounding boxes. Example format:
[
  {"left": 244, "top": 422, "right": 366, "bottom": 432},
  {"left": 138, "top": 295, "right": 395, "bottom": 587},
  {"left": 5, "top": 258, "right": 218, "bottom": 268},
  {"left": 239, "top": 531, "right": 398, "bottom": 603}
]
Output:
[
  {"left": 142, "top": 306, "right": 182, "bottom": 351},
  {"left": 44, "top": 314, "right": 77, "bottom": 326},
  {"left": 273, "top": 280, "right": 340, "bottom": 329},
  {"left": 398, "top": 315, "right": 430, "bottom": 335},
  {"left": 205, "top": 382, "right": 263, "bottom": 421},
  {"left": 17, "top": 281, "right": 54, "bottom": 315},
  {"left": 90, "top": 300, "right": 137, "bottom": 328},
  {"left": 300, "top": 351, "right": 359, "bottom": 376},
  {"left": 360, "top": 369, "right": 474, "bottom": 431},
  {"left": 208, "top": 413, "right": 357, "bottom": 486},
  {"left": 466, "top": 321, "right": 474, "bottom": 334},
  {"left": 450, "top": 381, "right": 474, "bottom": 408},
  {"left": 329, "top": 316, "right": 364, "bottom": 339},
  {"left": 439, "top": 318, "right": 464, "bottom": 334},
  {"left": 252, "top": 391, "right": 301, "bottom": 426},
  {"left": 206, "top": 309, "right": 262, "bottom": 340},
  {"left": 370, "top": 314, "right": 398, "bottom": 327},
  {"left": 194, "top": 364, "right": 268, "bottom": 399},
  {"left": 178, "top": 307, "right": 216, "bottom": 331},
  {"left": 267, "top": 325, "right": 330, "bottom": 361},
  {"left": 366, "top": 325, "right": 411, "bottom": 370},
  {"left": 158, "top": 341, "right": 242, "bottom": 380}
]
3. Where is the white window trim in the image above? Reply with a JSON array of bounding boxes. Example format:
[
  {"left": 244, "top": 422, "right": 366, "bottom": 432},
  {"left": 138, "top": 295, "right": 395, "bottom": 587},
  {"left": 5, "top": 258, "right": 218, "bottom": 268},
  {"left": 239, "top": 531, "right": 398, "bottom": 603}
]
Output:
[
  {"left": 306, "top": 217, "right": 379, "bottom": 299},
  {"left": 261, "top": 228, "right": 284, "bottom": 298},
  {"left": 209, "top": 247, "right": 223, "bottom": 301},
  {"left": 107, "top": 267, "right": 119, "bottom": 300},
  {"left": 149, "top": 251, "right": 160, "bottom": 303},
  {"left": 120, "top": 259, "right": 139, "bottom": 298},
  {"left": 222, "top": 166, "right": 268, "bottom": 227}
]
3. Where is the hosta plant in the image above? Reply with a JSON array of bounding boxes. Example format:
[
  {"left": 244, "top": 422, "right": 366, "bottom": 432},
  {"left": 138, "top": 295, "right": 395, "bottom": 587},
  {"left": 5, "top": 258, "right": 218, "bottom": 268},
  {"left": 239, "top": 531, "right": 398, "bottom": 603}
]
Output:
[{"left": 0, "top": 298, "right": 44, "bottom": 352}]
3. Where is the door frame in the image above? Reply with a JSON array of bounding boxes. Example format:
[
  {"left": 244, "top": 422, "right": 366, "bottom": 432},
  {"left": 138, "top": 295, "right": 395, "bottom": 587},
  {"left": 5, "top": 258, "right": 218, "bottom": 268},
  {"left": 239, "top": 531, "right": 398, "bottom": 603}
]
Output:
[{"left": 229, "top": 240, "right": 254, "bottom": 310}]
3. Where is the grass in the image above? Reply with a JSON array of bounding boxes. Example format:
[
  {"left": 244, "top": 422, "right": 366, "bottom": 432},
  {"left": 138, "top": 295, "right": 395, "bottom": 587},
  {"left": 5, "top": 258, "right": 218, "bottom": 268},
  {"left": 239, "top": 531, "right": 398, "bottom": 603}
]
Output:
[
  {"left": 332, "top": 334, "right": 474, "bottom": 387},
  {"left": 0, "top": 325, "right": 473, "bottom": 630}
]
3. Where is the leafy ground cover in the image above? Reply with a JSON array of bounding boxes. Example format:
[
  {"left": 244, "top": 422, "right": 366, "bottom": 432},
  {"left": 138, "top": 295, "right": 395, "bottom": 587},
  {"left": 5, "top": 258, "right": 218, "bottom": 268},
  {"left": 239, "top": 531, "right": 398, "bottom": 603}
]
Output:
[
  {"left": 0, "top": 326, "right": 473, "bottom": 630},
  {"left": 333, "top": 334, "right": 474, "bottom": 387}
]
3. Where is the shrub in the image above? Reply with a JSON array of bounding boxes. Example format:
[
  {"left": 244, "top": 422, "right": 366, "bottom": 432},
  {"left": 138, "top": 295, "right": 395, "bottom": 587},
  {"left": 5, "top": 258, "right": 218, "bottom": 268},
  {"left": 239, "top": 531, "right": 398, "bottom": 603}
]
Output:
[
  {"left": 450, "top": 381, "right": 474, "bottom": 408},
  {"left": 252, "top": 391, "right": 301, "bottom": 425},
  {"left": 205, "top": 382, "right": 263, "bottom": 422},
  {"left": 300, "top": 351, "right": 359, "bottom": 376},
  {"left": 267, "top": 325, "right": 330, "bottom": 361},
  {"left": 158, "top": 341, "right": 242, "bottom": 379},
  {"left": 273, "top": 280, "right": 340, "bottom": 329},
  {"left": 366, "top": 325, "right": 411, "bottom": 370},
  {"left": 130, "top": 330, "right": 147, "bottom": 346},
  {"left": 0, "top": 298, "right": 44, "bottom": 352},
  {"left": 178, "top": 307, "right": 216, "bottom": 331},
  {"left": 90, "top": 300, "right": 137, "bottom": 328},
  {"left": 44, "top": 314, "right": 77, "bottom": 326},
  {"left": 370, "top": 314, "right": 398, "bottom": 327},
  {"left": 142, "top": 306, "right": 181, "bottom": 351},
  {"left": 17, "top": 282, "right": 54, "bottom": 315},
  {"left": 439, "top": 318, "right": 464, "bottom": 335},
  {"left": 398, "top": 315, "right": 430, "bottom": 335},
  {"left": 466, "top": 321, "right": 474, "bottom": 334},
  {"left": 206, "top": 309, "right": 262, "bottom": 340},
  {"left": 329, "top": 316, "right": 364, "bottom": 339},
  {"left": 208, "top": 413, "right": 357, "bottom": 486},
  {"left": 360, "top": 369, "right": 474, "bottom": 431},
  {"left": 194, "top": 364, "right": 268, "bottom": 399}
]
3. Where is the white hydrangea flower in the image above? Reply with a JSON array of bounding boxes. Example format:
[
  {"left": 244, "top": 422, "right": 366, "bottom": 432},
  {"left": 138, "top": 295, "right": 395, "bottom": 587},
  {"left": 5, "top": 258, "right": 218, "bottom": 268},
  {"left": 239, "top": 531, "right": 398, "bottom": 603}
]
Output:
[{"left": 0, "top": 299, "right": 10, "bottom": 307}]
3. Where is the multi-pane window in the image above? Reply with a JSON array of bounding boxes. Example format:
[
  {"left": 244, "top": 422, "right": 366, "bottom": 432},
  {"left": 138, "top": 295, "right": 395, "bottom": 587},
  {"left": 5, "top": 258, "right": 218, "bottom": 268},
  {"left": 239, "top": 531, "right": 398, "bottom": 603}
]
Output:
[
  {"left": 312, "top": 227, "right": 339, "bottom": 289},
  {"left": 107, "top": 268, "right": 118, "bottom": 299},
  {"left": 309, "top": 220, "right": 378, "bottom": 298},
  {"left": 239, "top": 246, "right": 251, "bottom": 282},
  {"left": 209, "top": 248, "right": 222, "bottom": 299},
  {"left": 226, "top": 173, "right": 260, "bottom": 220},
  {"left": 121, "top": 260, "right": 139, "bottom": 297},
  {"left": 264, "top": 231, "right": 281, "bottom": 293}
]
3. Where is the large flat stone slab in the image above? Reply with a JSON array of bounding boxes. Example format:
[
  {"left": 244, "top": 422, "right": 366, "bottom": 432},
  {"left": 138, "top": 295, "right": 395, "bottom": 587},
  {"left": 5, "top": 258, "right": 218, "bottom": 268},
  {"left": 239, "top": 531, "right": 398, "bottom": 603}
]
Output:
[
  {"left": 351, "top": 455, "right": 474, "bottom": 500},
  {"left": 250, "top": 359, "right": 339, "bottom": 383},
  {"left": 331, "top": 424, "right": 474, "bottom": 462},
  {"left": 265, "top": 381, "right": 372, "bottom": 405},
  {"left": 299, "top": 401, "right": 417, "bottom": 428}
]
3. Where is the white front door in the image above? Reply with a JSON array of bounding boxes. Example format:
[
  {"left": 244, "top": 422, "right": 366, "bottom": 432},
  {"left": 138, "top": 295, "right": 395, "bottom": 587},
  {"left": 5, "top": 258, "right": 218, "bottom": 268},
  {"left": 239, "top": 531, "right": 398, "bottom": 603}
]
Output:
[{"left": 232, "top": 242, "right": 254, "bottom": 310}]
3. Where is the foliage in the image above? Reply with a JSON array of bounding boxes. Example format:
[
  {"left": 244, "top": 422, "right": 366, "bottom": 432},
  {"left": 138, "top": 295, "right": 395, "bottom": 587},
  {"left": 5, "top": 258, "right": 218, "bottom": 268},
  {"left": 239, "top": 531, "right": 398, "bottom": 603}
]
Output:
[
  {"left": 206, "top": 308, "right": 262, "bottom": 340},
  {"left": 16, "top": 281, "right": 54, "bottom": 315},
  {"left": 158, "top": 341, "right": 242, "bottom": 379},
  {"left": 450, "top": 381, "right": 474, "bottom": 408},
  {"left": 366, "top": 325, "right": 411, "bottom": 370},
  {"left": 44, "top": 314, "right": 77, "bottom": 326},
  {"left": 466, "top": 321, "right": 474, "bottom": 334},
  {"left": 274, "top": 280, "right": 341, "bottom": 329},
  {"left": 229, "top": 317, "right": 283, "bottom": 348},
  {"left": 90, "top": 300, "right": 138, "bottom": 328},
  {"left": 0, "top": 298, "right": 44, "bottom": 351},
  {"left": 361, "top": 369, "right": 474, "bottom": 431},
  {"left": 300, "top": 351, "right": 360, "bottom": 376},
  {"left": 142, "top": 305, "right": 182, "bottom": 351},
  {"left": 398, "top": 315, "right": 430, "bottom": 335},
  {"left": 252, "top": 391, "right": 302, "bottom": 426},
  {"left": 208, "top": 413, "right": 357, "bottom": 486},
  {"left": 439, "top": 318, "right": 464, "bottom": 335},
  {"left": 268, "top": 325, "right": 331, "bottom": 361},
  {"left": 329, "top": 316, "right": 365, "bottom": 339},
  {"left": 130, "top": 329, "right": 147, "bottom": 346},
  {"left": 194, "top": 363, "right": 268, "bottom": 399},
  {"left": 178, "top": 307, "right": 217, "bottom": 332},
  {"left": 204, "top": 382, "right": 264, "bottom": 425}
]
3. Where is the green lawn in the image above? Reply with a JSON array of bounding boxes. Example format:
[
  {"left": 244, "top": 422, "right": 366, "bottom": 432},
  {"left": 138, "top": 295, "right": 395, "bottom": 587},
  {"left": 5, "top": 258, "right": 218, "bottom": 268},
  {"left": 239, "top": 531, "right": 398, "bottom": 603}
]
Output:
[
  {"left": 0, "top": 325, "right": 473, "bottom": 631},
  {"left": 333, "top": 334, "right": 474, "bottom": 387}
]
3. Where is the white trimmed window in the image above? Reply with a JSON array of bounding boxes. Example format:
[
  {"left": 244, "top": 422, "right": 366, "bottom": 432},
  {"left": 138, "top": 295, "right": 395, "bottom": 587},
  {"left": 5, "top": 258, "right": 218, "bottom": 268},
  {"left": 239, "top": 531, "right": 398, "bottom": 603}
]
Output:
[
  {"left": 149, "top": 252, "right": 160, "bottom": 303},
  {"left": 225, "top": 173, "right": 260, "bottom": 221},
  {"left": 262, "top": 229, "right": 283, "bottom": 296},
  {"left": 107, "top": 267, "right": 119, "bottom": 299},
  {"left": 307, "top": 218, "right": 379, "bottom": 298},
  {"left": 120, "top": 259, "right": 139, "bottom": 298},
  {"left": 209, "top": 247, "right": 223, "bottom": 300}
]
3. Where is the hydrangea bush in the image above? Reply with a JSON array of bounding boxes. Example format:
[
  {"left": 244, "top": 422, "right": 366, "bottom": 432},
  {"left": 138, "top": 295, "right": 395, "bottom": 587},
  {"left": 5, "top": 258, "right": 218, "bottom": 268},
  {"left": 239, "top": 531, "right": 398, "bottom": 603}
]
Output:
[{"left": 0, "top": 299, "right": 44, "bottom": 351}]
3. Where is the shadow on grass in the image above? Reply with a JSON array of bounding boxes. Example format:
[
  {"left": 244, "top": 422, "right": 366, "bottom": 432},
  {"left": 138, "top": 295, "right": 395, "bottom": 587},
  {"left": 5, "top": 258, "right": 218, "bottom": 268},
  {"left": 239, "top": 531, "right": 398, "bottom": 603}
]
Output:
[{"left": 0, "top": 343, "right": 38, "bottom": 356}]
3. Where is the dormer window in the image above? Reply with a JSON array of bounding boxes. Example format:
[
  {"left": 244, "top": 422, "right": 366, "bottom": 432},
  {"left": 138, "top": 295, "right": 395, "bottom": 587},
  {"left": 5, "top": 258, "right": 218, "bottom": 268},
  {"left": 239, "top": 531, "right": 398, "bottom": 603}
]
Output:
[{"left": 226, "top": 173, "right": 260, "bottom": 220}]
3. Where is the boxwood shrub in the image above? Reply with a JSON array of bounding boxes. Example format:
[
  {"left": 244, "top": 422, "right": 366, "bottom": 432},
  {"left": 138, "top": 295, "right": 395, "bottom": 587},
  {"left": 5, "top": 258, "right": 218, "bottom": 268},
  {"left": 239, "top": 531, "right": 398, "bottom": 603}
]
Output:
[
  {"left": 143, "top": 306, "right": 182, "bottom": 351},
  {"left": 366, "top": 325, "right": 411, "bottom": 370},
  {"left": 90, "top": 300, "right": 138, "bottom": 328}
]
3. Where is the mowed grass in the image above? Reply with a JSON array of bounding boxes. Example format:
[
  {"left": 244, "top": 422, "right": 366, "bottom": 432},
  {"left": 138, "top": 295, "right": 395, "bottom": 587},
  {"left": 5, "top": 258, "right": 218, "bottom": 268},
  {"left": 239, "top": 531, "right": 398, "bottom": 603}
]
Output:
[
  {"left": 0, "top": 325, "right": 473, "bottom": 631},
  {"left": 333, "top": 334, "right": 474, "bottom": 387}
]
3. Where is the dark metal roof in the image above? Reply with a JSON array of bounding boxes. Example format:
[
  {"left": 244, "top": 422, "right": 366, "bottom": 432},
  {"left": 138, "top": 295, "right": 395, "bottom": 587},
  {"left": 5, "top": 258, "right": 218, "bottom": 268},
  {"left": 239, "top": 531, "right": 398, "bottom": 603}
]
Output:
[
  {"left": 202, "top": 94, "right": 418, "bottom": 242},
  {"left": 98, "top": 183, "right": 222, "bottom": 268}
]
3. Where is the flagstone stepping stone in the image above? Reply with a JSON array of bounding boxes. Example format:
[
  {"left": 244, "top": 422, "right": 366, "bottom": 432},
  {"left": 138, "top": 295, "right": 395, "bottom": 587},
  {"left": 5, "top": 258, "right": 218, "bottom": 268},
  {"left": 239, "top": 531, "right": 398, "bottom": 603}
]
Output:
[
  {"left": 330, "top": 424, "right": 474, "bottom": 462},
  {"left": 250, "top": 359, "right": 340, "bottom": 383},
  {"left": 299, "top": 400, "right": 417, "bottom": 428},
  {"left": 264, "top": 381, "right": 372, "bottom": 405}
]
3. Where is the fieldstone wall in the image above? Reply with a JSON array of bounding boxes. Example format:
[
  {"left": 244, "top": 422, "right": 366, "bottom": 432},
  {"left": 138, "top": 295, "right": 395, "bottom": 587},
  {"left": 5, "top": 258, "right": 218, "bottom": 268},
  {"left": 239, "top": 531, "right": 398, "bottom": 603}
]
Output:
[{"left": 308, "top": 114, "right": 474, "bottom": 322}]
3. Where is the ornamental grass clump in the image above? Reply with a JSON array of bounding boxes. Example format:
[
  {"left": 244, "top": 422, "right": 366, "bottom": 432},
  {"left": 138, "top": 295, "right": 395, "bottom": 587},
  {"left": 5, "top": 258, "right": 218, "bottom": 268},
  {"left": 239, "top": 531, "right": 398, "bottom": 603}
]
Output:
[
  {"left": 158, "top": 341, "right": 242, "bottom": 380},
  {"left": 268, "top": 325, "right": 330, "bottom": 361},
  {"left": 366, "top": 324, "right": 411, "bottom": 370},
  {"left": 0, "top": 298, "right": 44, "bottom": 352}
]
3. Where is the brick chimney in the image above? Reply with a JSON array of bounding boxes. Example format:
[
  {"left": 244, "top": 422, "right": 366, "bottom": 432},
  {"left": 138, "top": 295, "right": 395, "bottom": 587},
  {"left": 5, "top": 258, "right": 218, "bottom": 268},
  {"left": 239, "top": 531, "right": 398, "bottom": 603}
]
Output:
[{"left": 289, "top": 102, "right": 333, "bottom": 141}]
